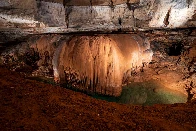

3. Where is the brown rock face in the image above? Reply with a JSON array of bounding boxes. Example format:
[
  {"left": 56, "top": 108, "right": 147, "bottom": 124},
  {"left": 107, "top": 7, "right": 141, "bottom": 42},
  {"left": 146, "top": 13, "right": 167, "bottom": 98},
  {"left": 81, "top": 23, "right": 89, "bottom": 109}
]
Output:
[{"left": 52, "top": 34, "right": 152, "bottom": 96}]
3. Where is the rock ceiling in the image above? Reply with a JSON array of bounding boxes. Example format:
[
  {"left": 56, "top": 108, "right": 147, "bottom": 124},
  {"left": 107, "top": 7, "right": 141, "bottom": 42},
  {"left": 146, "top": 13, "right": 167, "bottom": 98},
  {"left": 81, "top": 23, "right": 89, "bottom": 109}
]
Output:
[{"left": 0, "top": 0, "right": 195, "bottom": 43}]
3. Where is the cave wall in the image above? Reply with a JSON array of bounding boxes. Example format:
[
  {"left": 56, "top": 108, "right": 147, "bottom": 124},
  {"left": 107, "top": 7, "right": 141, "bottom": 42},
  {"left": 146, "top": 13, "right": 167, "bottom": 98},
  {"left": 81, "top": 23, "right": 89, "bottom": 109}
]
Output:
[
  {"left": 0, "top": 0, "right": 195, "bottom": 33},
  {"left": 149, "top": 0, "right": 195, "bottom": 28},
  {"left": 0, "top": 0, "right": 37, "bottom": 18},
  {"left": 67, "top": 4, "right": 134, "bottom": 29},
  {"left": 36, "top": 1, "right": 66, "bottom": 26}
]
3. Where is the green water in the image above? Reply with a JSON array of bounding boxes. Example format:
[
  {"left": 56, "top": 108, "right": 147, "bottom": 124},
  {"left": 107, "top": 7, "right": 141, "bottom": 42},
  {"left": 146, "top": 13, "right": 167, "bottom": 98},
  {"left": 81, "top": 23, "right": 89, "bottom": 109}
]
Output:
[
  {"left": 28, "top": 77, "right": 187, "bottom": 106},
  {"left": 118, "top": 81, "right": 187, "bottom": 106},
  {"left": 92, "top": 81, "right": 187, "bottom": 106}
]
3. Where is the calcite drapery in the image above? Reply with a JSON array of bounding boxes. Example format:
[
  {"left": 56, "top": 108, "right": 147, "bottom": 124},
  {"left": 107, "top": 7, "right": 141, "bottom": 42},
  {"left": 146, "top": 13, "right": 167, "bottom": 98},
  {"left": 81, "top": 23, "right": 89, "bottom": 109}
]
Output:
[{"left": 53, "top": 34, "right": 152, "bottom": 96}]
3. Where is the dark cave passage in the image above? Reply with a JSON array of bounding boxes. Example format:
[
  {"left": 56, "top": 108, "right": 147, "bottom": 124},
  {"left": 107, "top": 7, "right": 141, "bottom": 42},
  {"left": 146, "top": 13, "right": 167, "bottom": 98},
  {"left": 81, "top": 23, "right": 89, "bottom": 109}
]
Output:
[{"left": 166, "top": 43, "right": 183, "bottom": 56}]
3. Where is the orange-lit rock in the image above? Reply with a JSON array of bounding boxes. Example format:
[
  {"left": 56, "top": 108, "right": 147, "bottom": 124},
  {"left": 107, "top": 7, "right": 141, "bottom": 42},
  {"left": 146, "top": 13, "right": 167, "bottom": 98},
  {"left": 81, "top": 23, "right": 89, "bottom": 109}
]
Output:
[
  {"left": 52, "top": 34, "right": 152, "bottom": 96},
  {"left": 1, "top": 34, "right": 152, "bottom": 96}
]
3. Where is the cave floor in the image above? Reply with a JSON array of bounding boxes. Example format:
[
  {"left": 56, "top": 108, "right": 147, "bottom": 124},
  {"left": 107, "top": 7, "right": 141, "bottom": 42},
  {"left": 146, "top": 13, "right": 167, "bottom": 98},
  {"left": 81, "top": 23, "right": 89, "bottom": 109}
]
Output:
[{"left": 0, "top": 66, "right": 196, "bottom": 131}]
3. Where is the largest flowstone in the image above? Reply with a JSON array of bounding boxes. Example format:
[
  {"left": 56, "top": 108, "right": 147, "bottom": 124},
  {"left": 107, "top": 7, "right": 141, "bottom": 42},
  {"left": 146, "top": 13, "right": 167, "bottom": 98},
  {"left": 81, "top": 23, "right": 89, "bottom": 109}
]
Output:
[
  {"left": 0, "top": 34, "right": 152, "bottom": 96},
  {"left": 53, "top": 34, "right": 152, "bottom": 96}
]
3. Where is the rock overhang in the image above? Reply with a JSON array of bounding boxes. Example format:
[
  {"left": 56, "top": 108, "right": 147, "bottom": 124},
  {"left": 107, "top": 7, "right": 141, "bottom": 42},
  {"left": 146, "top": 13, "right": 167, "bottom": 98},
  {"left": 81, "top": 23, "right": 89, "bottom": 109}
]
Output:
[{"left": 0, "top": 0, "right": 195, "bottom": 34}]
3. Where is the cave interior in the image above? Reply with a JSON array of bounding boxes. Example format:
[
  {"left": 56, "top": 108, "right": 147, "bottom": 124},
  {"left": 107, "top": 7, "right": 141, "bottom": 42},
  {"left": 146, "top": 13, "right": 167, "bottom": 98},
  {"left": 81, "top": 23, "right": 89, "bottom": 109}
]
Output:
[{"left": 0, "top": 0, "right": 196, "bottom": 130}]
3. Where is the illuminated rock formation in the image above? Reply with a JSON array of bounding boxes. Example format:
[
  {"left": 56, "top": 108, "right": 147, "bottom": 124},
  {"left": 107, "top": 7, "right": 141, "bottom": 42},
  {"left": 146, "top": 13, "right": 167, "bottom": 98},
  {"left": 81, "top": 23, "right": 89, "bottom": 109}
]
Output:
[
  {"left": 51, "top": 34, "right": 152, "bottom": 96},
  {"left": 0, "top": 34, "right": 152, "bottom": 96}
]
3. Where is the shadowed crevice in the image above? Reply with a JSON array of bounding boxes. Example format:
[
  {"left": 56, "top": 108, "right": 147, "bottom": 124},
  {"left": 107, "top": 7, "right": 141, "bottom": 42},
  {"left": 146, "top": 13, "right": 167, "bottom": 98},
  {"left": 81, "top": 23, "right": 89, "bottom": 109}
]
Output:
[{"left": 163, "top": 8, "right": 171, "bottom": 27}]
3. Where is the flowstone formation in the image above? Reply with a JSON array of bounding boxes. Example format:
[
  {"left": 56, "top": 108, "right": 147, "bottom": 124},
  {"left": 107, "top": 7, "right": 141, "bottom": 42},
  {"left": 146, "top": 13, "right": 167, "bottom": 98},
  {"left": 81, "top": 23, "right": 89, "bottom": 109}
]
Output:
[
  {"left": 53, "top": 34, "right": 152, "bottom": 96},
  {"left": 0, "top": 34, "right": 152, "bottom": 96}
]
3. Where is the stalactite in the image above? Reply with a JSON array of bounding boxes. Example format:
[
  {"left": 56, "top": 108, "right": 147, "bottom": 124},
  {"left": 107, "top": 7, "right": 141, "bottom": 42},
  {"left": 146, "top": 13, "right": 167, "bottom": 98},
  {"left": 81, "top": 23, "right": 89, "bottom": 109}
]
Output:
[{"left": 30, "top": 34, "right": 154, "bottom": 96}]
